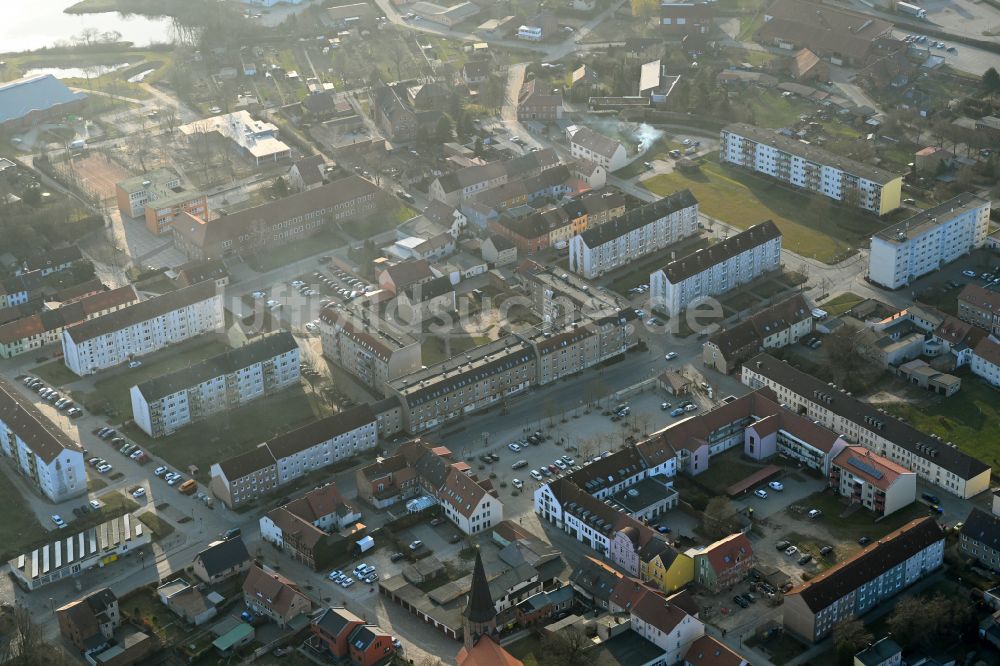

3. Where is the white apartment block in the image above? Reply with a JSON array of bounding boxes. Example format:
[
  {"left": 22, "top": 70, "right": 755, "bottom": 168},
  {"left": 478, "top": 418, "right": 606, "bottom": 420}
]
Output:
[
  {"left": 971, "top": 337, "right": 1000, "bottom": 387},
  {"left": 0, "top": 376, "right": 86, "bottom": 502},
  {"left": 742, "top": 353, "right": 991, "bottom": 498},
  {"left": 130, "top": 332, "right": 300, "bottom": 438},
  {"left": 869, "top": 193, "right": 991, "bottom": 289},
  {"left": 61, "top": 281, "right": 224, "bottom": 376},
  {"left": 569, "top": 189, "right": 699, "bottom": 279},
  {"left": 829, "top": 446, "right": 917, "bottom": 517},
  {"left": 720, "top": 123, "right": 903, "bottom": 215},
  {"left": 437, "top": 468, "right": 503, "bottom": 535},
  {"left": 651, "top": 220, "right": 782, "bottom": 316}
]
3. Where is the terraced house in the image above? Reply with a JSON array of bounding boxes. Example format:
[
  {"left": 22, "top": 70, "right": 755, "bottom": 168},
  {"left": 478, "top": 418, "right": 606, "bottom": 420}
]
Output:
[
  {"left": 61, "top": 281, "right": 224, "bottom": 376},
  {"left": 702, "top": 293, "right": 813, "bottom": 373},
  {"left": 0, "top": 376, "right": 86, "bottom": 502},
  {"left": 130, "top": 332, "right": 301, "bottom": 438},
  {"left": 742, "top": 353, "right": 991, "bottom": 498}
]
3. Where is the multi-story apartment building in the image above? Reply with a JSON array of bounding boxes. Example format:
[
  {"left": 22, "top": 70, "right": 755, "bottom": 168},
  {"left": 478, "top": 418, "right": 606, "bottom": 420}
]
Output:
[
  {"left": 171, "top": 176, "right": 383, "bottom": 260},
  {"left": 868, "top": 193, "right": 991, "bottom": 289},
  {"left": 387, "top": 336, "right": 537, "bottom": 434},
  {"left": 971, "top": 336, "right": 1000, "bottom": 387},
  {"left": 517, "top": 79, "right": 563, "bottom": 121},
  {"left": 61, "top": 281, "right": 224, "bottom": 376},
  {"left": 130, "top": 332, "right": 300, "bottom": 438},
  {"left": 568, "top": 126, "right": 628, "bottom": 172},
  {"left": 569, "top": 189, "right": 699, "bottom": 279},
  {"left": 651, "top": 220, "right": 782, "bottom": 316},
  {"left": 720, "top": 123, "right": 902, "bottom": 215},
  {"left": 115, "top": 168, "right": 208, "bottom": 236},
  {"left": 742, "top": 353, "right": 991, "bottom": 498},
  {"left": 702, "top": 293, "right": 813, "bottom": 373},
  {"left": 525, "top": 314, "right": 637, "bottom": 385},
  {"left": 829, "top": 446, "right": 917, "bottom": 517},
  {"left": 489, "top": 188, "right": 626, "bottom": 253},
  {"left": 0, "top": 376, "right": 86, "bottom": 502},
  {"left": 783, "top": 518, "right": 944, "bottom": 642},
  {"left": 523, "top": 265, "right": 623, "bottom": 325},
  {"left": 317, "top": 305, "right": 421, "bottom": 396},
  {"left": 959, "top": 508, "right": 1000, "bottom": 572},
  {"left": 958, "top": 283, "right": 1000, "bottom": 336},
  {"left": 209, "top": 404, "right": 377, "bottom": 508},
  {"left": 0, "top": 285, "right": 138, "bottom": 358}
]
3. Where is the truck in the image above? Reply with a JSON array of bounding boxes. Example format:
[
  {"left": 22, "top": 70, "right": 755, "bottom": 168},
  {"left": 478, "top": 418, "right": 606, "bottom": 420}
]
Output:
[{"left": 896, "top": 2, "right": 927, "bottom": 18}]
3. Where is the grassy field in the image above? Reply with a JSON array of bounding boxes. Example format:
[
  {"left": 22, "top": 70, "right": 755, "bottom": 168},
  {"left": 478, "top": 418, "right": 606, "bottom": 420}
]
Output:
[
  {"left": 0, "top": 468, "right": 51, "bottom": 561},
  {"left": 882, "top": 372, "right": 1000, "bottom": 475},
  {"left": 136, "top": 511, "right": 175, "bottom": 538},
  {"left": 124, "top": 388, "right": 324, "bottom": 481},
  {"left": 642, "top": 157, "right": 884, "bottom": 264},
  {"left": 505, "top": 635, "right": 544, "bottom": 666},
  {"left": 821, "top": 292, "right": 864, "bottom": 316},
  {"left": 782, "top": 491, "right": 928, "bottom": 543}
]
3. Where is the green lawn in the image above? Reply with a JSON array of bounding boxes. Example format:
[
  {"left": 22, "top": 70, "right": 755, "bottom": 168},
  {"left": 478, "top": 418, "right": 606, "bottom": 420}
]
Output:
[
  {"left": 606, "top": 236, "right": 712, "bottom": 293},
  {"left": 505, "top": 635, "right": 544, "bottom": 666},
  {"left": 822, "top": 292, "right": 864, "bottom": 316},
  {"left": 883, "top": 372, "right": 1000, "bottom": 475},
  {"left": 783, "top": 491, "right": 928, "bottom": 544},
  {"left": 123, "top": 388, "right": 325, "bottom": 481},
  {"left": 696, "top": 449, "right": 769, "bottom": 495},
  {"left": 0, "top": 468, "right": 50, "bottom": 562},
  {"left": 33, "top": 359, "right": 82, "bottom": 387},
  {"left": 642, "top": 156, "right": 884, "bottom": 264},
  {"left": 83, "top": 337, "right": 231, "bottom": 418},
  {"left": 136, "top": 511, "right": 175, "bottom": 538}
]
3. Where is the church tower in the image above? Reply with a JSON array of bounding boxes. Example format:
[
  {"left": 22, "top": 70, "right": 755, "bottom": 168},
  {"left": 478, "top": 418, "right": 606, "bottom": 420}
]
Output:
[{"left": 462, "top": 548, "right": 497, "bottom": 650}]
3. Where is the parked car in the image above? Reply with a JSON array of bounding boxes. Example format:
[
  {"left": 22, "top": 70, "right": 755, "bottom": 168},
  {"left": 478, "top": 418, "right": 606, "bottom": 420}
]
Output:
[
  {"left": 775, "top": 540, "right": 790, "bottom": 550},
  {"left": 754, "top": 489, "right": 768, "bottom": 499},
  {"left": 409, "top": 540, "right": 423, "bottom": 550},
  {"left": 132, "top": 487, "right": 146, "bottom": 499},
  {"left": 798, "top": 554, "right": 812, "bottom": 565},
  {"left": 858, "top": 536, "right": 871, "bottom": 546},
  {"left": 512, "top": 479, "right": 524, "bottom": 490},
  {"left": 51, "top": 515, "right": 67, "bottom": 528},
  {"left": 430, "top": 517, "right": 445, "bottom": 526},
  {"left": 390, "top": 552, "right": 405, "bottom": 562},
  {"left": 768, "top": 481, "right": 784, "bottom": 491},
  {"left": 507, "top": 442, "right": 521, "bottom": 452},
  {"left": 670, "top": 407, "right": 685, "bottom": 417},
  {"left": 785, "top": 545, "right": 798, "bottom": 556},
  {"left": 819, "top": 545, "right": 834, "bottom": 556},
  {"left": 530, "top": 470, "right": 543, "bottom": 481},
  {"left": 808, "top": 509, "right": 822, "bottom": 519},
  {"left": 732, "top": 595, "right": 750, "bottom": 608},
  {"left": 664, "top": 352, "right": 678, "bottom": 360},
  {"left": 128, "top": 360, "right": 142, "bottom": 368}
]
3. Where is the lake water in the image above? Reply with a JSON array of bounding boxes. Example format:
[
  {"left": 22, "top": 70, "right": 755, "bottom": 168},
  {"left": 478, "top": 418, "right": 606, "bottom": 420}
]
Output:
[
  {"left": 2, "top": 0, "right": 175, "bottom": 53},
  {"left": 24, "top": 62, "right": 132, "bottom": 79}
]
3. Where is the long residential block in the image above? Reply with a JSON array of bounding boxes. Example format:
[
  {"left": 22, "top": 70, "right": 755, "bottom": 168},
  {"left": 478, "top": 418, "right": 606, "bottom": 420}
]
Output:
[
  {"left": 742, "top": 353, "right": 991, "bottom": 498},
  {"left": 958, "top": 283, "right": 1000, "bottom": 336},
  {"left": 651, "top": 220, "right": 782, "bottom": 316},
  {"left": 61, "top": 281, "right": 224, "bottom": 376},
  {"left": 0, "top": 376, "right": 86, "bottom": 502},
  {"left": 720, "top": 123, "right": 902, "bottom": 215},
  {"left": 0, "top": 285, "right": 139, "bottom": 359},
  {"left": 869, "top": 193, "right": 990, "bottom": 289},
  {"left": 784, "top": 517, "right": 944, "bottom": 642},
  {"left": 130, "top": 332, "right": 301, "bottom": 438},
  {"left": 209, "top": 405, "right": 377, "bottom": 509},
  {"left": 569, "top": 189, "right": 699, "bottom": 279}
]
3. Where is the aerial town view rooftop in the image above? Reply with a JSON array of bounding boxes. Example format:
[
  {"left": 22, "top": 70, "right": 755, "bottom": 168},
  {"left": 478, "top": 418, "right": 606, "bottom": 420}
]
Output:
[{"left": 0, "top": 0, "right": 999, "bottom": 663}]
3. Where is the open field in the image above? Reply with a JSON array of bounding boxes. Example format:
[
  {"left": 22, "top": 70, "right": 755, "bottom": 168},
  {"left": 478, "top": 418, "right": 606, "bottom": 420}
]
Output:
[
  {"left": 780, "top": 491, "right": 929, "bottom": 543},
  {"left": 124, "top": 387, "right": 325, "bottom": 481},
  {"left": 642, "top": 156, "right": 885, "bottom": 264},
  {"left": 821, "top": 292, "right": 864, "bottom": 316},
  {"left": 0, "top": 467, "right": 50, "bottom": 561},
  {"left": 880, "top": 372, "right": 1000, "bottom": 475}
]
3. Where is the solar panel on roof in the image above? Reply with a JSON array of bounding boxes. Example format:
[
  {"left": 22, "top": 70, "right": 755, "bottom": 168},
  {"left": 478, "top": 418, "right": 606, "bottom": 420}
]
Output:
[{"left": 847, "top": 456, "right": 884, "bottom": 480}]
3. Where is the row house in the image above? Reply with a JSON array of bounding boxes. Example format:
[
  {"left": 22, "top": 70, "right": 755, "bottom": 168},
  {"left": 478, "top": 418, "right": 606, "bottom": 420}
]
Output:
[
  {"left": 702, "top": 293, "right": 813, "bottom": 374},
  {"left": 958, "top": 283, "right": 1000, "bottom": 336},
  {"left": 784, "top": 518, "right": 944, "bottom": 642},
  {"left": 516, "top": 79, "right": 563, "bottom": 121},
  {"left": 569, "top": 189, "right": 699, "bottom": 279},
  {"left": 742, "top": 353, "right": 991, "bottom": 498},
  {"left": 651, "top": 220, "right": 782, "bottom": 316},
  {"left": 0, "top": 376, "right": 86, "bottom": 502},
  {"left": 720, "top": 122, "right": 902, "bottom": 215},
  {"left": 474, "top": 164, "right": 573, "bottom": 214},
  {"left": 18, "top": 246, "right": 83, "bottom": 277},
  {"left": 869, "top": 193, "right": 990, "bottom": 289},
  {"left": 61, "top": 280, "right": 224, "bottom": 376},
  {"left": 130, "top": 332, "right": 300, "bottom": 437},
  {"left": 242, "top": 564, "right": 313, "bottom": 628},
  {"left": 429, "top": 148, "right": 559, "bottom": 207},
  {"left": 0, "top": 285, "right": 138, "bottom": 359},
  {"left": 209, "top": 405, "right": 377, "bottom": 508}
]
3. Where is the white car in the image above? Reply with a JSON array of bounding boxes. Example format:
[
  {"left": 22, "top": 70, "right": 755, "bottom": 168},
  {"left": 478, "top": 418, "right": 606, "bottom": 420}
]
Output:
[
  {"left": 341, "top": 577, "right": 354, "bottom": 587},
  {"left": 328, "top": 569, "right": 343, "bottom": 581},
  {"left": 769, "top": 481, "right": 784, "bottom": 491},
  {"left": 530, "top": 470, "right": 543, "bottom": 481},
  {"left": 507, "top": 443, "right": 521, "bottom": 452},
  {"left": 664, "top": 352, "right": 678, "bottom": 360},
  {"left": 97, "top": 464, "right": 112, "bottom": 473},
  {"left": 512, "top": 479, "right": 524, "bottom": 489},
  {"left": 553, "top": 459, "right": 568, "bottom": 470},
  {"left": 291, "top": 280, "right": 305, "bottom": 287},
  {"left": 808, "top": 509, "right": 822, "bottom": 519},
  {"left": 251, "top": 290, "right": 266, "bottom": 299},
  {"left": 89, "top": 499, "right": 102, "bottom": 510},
  {"left": 128, "top": 360, "right": 142, "bottom": 368},
  {"left": 132, "top": 488, "right": 146, "bottom": 499},
  {"left": 154, "top": 466, "right": 168, "bottom": 476},
  {"left": 754, "top": 489, "right": 768, "bottom": 499},
  {"left": 51, "top": 515, "right": 67, "bottom": 528},
  {"left": 963, "top": 270, "right": 978, "bottom": 278}
]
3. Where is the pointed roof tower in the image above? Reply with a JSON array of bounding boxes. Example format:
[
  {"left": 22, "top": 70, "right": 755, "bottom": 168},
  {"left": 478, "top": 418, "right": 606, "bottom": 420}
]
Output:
[{"left": 464, "top": 548, "right": 496, "bottom": 624}]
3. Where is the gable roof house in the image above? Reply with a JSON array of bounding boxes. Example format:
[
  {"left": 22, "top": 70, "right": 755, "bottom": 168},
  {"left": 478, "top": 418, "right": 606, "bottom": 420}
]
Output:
[
  {"left": 371, "top": 83, "right": 418, "bottom": 142},
  {"left": 702, "top": 294, "right": 813, "bottom": 373},
  {"left": 462, "top": 60, "right": 491, "bottom": 86},
  {"left": 755, "top": 0, "right": 894, "bottom": 66},
  {"left": 310, "top": 606, "right": 397, "bottom": 666},
  {"left": 288, "top": 154, "right": 328, "bottom": 192},
  {"left": 192, "top": 537, "right": 251, "bottom": 584},
  {"left": 517, "top": 79, "right": 563, "bottom": 121},
  {"left": 242, "top": 564, "right": 313, "bottom": 627},
  {"left": 259, "top": 483, "right": 363, "bottom": 569},
  {"left": 57, "top": 588, "right": 120, "bottom": 655},
  {"left": 568, "top": 126, "right": 628, "bottom": 173},
  {"left": 685, "top": 533, "right": 754, "bottom": 593},
  {"left": 377, "top": 259, "right": 436, "bottom": 295}
]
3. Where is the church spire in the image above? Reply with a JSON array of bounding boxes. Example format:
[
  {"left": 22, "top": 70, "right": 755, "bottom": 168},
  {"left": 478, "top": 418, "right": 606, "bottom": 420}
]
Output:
[{"left": 463, "top": 548, "right": 497, "bottom": 650}]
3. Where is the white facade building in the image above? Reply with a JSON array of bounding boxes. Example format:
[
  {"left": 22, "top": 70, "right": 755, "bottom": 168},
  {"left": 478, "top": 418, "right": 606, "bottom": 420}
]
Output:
[
  {"left": 971, "top": 336, "right": 1000, "bottom": 387},
  {"left": 569, "top": 189, "right": 699, "bottom": 279},
  {"left": 568, "top": 126, "right": 629, "bottom": 173},
  {"left": 0, "top": 376, "right": 86, "bottom": 502},
  {"left": 651, "top": 220, "right": 782, "bottom": 316},
  {"left": 868, "top": 193, "right": 991, "bottom": 289},
  {"left": 720, "top": 123, "right": 903, "bottom": 215},
  {"left": 130, "top": 332, "right": 300, "bottom": 438},
  {"left": 61, "top": 281, "right": 224, "bottom": 376}
]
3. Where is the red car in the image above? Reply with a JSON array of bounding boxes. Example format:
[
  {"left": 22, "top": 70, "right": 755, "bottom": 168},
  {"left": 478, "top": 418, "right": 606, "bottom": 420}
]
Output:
[{"left": 548, "top": 464, "right": 558, "bottom": 473}]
